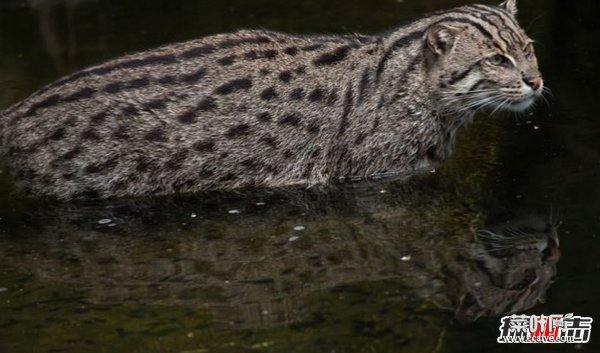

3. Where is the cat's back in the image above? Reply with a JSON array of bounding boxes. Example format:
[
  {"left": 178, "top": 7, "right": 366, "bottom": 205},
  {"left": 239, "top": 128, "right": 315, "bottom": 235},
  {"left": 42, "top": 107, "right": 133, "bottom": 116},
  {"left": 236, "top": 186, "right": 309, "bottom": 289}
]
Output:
[{"left": 2, "top": 29, "right": 375, "bottom": 199}]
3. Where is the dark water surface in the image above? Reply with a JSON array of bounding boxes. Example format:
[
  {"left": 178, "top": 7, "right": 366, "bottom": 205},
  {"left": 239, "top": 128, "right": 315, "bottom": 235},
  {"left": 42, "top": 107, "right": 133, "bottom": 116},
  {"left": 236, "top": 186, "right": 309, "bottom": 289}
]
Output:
[{"left": 0, "top": 0, "right": 599, "bottom": 352}]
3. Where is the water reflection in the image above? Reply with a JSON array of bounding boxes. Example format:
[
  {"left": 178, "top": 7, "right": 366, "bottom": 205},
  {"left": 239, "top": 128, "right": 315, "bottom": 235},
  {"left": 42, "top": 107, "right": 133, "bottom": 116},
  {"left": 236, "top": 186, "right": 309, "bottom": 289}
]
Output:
[{"left": 0, "top": 182, "right": 560, "bottom": 328}]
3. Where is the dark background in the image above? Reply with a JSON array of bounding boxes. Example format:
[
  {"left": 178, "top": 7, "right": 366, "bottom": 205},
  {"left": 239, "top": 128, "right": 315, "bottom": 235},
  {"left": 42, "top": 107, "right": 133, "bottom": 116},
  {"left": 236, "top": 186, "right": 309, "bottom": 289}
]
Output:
[{"left": 0, "top": 0, "right": 599, "bottom": 352}]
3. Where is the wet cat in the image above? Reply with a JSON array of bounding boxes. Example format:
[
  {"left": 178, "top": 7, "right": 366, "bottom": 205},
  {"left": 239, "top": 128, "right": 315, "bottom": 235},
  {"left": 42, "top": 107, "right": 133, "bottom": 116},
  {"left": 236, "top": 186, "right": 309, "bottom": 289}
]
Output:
[{"left": 0, "top": 0, "right": 543, "bottom": 200}]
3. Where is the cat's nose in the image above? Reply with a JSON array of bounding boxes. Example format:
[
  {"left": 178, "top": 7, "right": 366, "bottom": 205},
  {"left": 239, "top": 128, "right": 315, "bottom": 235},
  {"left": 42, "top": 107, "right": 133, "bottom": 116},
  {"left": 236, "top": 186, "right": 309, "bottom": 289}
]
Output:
[{"left": 523, "top": 76, "right": 543, "bottom": 91}]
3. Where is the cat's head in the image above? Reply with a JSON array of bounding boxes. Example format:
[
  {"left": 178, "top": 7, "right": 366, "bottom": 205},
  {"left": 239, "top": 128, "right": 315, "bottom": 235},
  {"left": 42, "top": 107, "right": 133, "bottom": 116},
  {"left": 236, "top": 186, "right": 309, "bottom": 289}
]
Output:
[{"left": 426, "top": 0, "right": 544, "bottom": 113}]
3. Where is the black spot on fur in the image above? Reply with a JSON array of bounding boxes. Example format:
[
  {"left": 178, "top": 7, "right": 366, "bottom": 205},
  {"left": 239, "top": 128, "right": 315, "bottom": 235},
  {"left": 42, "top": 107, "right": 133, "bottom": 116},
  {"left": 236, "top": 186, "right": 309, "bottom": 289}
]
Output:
[
  {"left": 103, "top": 82, "right": 122, "bottom": 94},
  {"left": 165, "top": 150, "right": 189, "bottom": 170},
  {"left": 241, "top": 158, "right": 256, "bottom": 168},
  {"left": 294, "top": 66, "right": 306, "bottom": 75},
  {"left": 327, "top": 90, "right": 338, "bottom": 105},
  {"left": 355, "top": 133, "right": 367, "bottom": 145},
  {"left": 217, "top": 55, "right": 237, "bottom": 66},
  {"left": 311, "top": 149, "right": 321, "bottom": 158},
  {"left": 119, "top": 54, "right": 177, "bottom": 69},
  {"left": 122, "top": 105, "right": 139, "bottom": 116},
  {"left": 26, "top": 94, "right": 60, "bottom": 116},
  {"left": 278, "top": 70, "right": 292, "bottom": 83},
  {"left": 144, "top": 127, "right": 167, "bottom": 141},
  {"left": 219, "top": 173, "right": 236, "bottom": 181},
  {"left": 158, "top": 75, "right": 177, "bottom": 85},
  {"left": 306, "top": 122, "right": 320, "bottom": 134},
  {"left": 290, "top": 88, "right": 304, "bottom": 100},
  {"left": 279, "top": 113, "right": 301, "bottom": 126},
  {"left": 358, "top": 69, "right": 371, "bottom": 102},
  {"left": 181, "top": 68, "right": 207, "bottom": 84},
  {"left": 338, "top": 87, "right": 354, "bottom": 135},
  {"left": 84, "top": 157, "right": 118, "bottom": 174},
  {"left": 214, "top": 78, "right": 252, "bottom": 95},
  {"left": 81, "top": 129, "right": 100, "bottom": 140},
  {"left": 284, "top": 47, "right": 299, "bottom": 56},
  {"left": 244, "top": 50, "right": 259, "bottom": 60},
  {"left": 197, "top": 96, "right": 218, "bottom": 111},
  {"left": 178, "top": 111, "right": 197, "bottom": 124},
  {"left": 113, "top": 125, "right": 129, "bottom": 140},
  {"left": 49, "top": 127, "right": 65, "bottom": 141},
  {"left": 78, "top": 189, "right": 101, "bottom": 199},
  {"left": 308, "top": 88, "right": 325, "bottom": 102},
  {"left": 303, "top": 162, "right": 314, "bottom": 178},
  {"left": 198, "top": 168, "right": 215, "bottom": 178},
  {"left": 245, "top": 49, "right": 278, "bottom": 60},
  {"left": 260, "top": 136, "right": 277, "bottom": 147},
  {"left": 263, "top": 49, "right": 278, "bottom": 59},
  {"left": 144, "top": 98, "right": 168, "bottom": 110},
  {"left": 63, "top": 87, "right": 95, "bottom": 102},
  {"left": 124, "top": 77, "right": 150, "bottom": 89},
  {"left": 257, "top": 112, "right": 272, "bottom": 122},
  {"left": 61, "top": 146, "right": 82, "bottom": 160},
  {"left": 314, "top": 45, "right": 352, "bottom": 66},
  {"left": 193, "top": 140, "right": 215, "bottom": 152},
  {"left": 90, "top": 111, "right": 107, "bottom": 124},
  {"left": 259, "top": 68, "right": 271, "bottom": 76},
  {"left": 135, "top": 157, "right": 151, "bottom": 172},
  {"left": 302, "top": 44, "right": 323, "bottom": 52},
  {"left": 225, "top": 124, "right": 250, "bottom": 138},
  {"left": 180, "top": 44, "right": 216, "bottom": 59},
  {"left": 283, "top": 150, "right": 293, "bottom": 159},
  {"left": 260, "top": 87, "right": 278, "bottom": 100},
  {"left": 64, "top": 116, "right": 77, "bottom": 126}
]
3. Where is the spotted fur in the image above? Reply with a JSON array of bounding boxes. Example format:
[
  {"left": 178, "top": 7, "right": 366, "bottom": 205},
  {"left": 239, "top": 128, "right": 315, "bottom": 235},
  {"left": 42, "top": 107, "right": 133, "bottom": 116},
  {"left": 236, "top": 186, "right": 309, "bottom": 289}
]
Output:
[{"left": 0, "top": 0, "right": 543, "bottom": 200}]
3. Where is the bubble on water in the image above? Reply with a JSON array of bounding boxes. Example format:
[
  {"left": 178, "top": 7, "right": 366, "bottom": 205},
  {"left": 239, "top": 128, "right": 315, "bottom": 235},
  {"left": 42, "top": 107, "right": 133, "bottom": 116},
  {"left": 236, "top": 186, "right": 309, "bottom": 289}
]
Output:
[
  {"left": 533, "top": 125, "right": 540, "bottom": 130},
  {"left": 97, "top": 218, "right": 113, "bottom": 225},
  {"left": 228, "top": 209, "right": 241, "bottom": 215},
  {"left": 255, "top": 202, "right": 266, "bottom": 206},
  {"left": 288, "top": 236, "right": 300, "bottom": 242},
  {"left": 0, "top": 288, "right": 7, "bottom": 293},
  {"left": 401, "top": 255, "right": 412, "bottom": 261},
  {"left": 293, "top": 225, "right": 305, "bottom": 231},
  {"left": 379, "top": 189, "right": 387, "bottom": 194},
  {"left": 190, "top": 213, "right": 197, "bottom": 218}
]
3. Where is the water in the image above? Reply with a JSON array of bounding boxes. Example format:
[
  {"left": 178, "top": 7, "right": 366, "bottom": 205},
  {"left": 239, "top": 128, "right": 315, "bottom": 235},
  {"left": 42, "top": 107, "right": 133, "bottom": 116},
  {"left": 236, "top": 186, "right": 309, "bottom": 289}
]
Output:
[{"left": 0, "top": 0, "right": 599, "bottom": 352}]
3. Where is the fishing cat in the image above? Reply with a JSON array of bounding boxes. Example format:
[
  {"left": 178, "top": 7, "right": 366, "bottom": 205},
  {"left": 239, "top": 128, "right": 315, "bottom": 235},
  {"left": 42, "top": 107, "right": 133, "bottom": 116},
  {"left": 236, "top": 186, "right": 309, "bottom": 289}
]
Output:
[{"left": 0, "top": 0, "right": 543, "bottom": 200}]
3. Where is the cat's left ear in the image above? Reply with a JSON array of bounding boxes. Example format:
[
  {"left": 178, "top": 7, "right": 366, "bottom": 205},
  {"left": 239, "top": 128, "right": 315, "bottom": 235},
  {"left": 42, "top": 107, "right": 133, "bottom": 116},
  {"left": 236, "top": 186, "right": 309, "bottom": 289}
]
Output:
[
  {"left": 425, "top": 24, "right": 462, "bottom": 56},
  {"left": 499, "top": 0, "right": 518, "bottom": 16}
]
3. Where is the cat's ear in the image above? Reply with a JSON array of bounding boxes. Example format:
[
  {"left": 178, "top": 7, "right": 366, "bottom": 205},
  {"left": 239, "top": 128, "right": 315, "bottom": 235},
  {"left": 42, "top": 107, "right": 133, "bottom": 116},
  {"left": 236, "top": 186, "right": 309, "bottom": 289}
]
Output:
[
  {"left": 426, "top": 24, "right": 461, "bottom": 56},
  {"left": 499, "top": 0, "right": 518, "bottom": 16}
]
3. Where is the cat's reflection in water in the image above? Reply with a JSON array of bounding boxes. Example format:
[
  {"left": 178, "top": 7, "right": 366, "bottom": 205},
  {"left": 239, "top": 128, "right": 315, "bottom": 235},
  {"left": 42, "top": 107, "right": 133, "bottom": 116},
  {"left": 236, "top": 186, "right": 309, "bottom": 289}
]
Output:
[
  {"left": 451, "top": 215, "right": 561, "bottom": 322},
  {"left": 0, "top": 186, "right": 561, "bottom": 327}
]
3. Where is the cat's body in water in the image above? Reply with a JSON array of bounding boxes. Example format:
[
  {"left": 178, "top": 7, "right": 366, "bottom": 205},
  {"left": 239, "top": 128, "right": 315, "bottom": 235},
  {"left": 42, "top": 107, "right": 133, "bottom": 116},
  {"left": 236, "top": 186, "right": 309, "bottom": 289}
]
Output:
[{"left": 0, "top": 0, "right": 543, "bottom": 200}]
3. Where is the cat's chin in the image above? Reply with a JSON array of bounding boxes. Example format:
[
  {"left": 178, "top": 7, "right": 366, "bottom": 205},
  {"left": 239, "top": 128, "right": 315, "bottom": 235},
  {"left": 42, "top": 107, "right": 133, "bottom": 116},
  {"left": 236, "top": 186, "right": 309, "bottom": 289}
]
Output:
[{"left": 505, "top": 95, "right": 537, "bottom": 112}]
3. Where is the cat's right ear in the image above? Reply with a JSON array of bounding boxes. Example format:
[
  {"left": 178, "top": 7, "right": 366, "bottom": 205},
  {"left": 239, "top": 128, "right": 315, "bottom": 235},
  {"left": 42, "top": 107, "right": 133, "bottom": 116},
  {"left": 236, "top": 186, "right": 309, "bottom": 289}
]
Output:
[
  {"left": 426, "top": 24, "right": 461, "bottom": 56},
  {"left": 499, "top": 0, "right": 518, "bottom": 16}
]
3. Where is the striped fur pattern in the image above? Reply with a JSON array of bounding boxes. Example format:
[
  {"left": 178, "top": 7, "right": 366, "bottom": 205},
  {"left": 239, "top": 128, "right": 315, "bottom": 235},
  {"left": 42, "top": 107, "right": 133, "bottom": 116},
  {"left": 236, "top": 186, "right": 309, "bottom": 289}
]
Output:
[{"left": 0, "top": 0, "right": 543, "bottom": 200}]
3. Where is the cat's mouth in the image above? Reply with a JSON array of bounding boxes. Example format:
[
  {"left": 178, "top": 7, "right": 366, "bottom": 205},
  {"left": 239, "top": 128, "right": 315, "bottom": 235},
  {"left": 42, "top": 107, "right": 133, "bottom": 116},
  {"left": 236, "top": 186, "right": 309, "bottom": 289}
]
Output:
[{"left": 503, "top": 93, "right": 539, "bottom": 112}]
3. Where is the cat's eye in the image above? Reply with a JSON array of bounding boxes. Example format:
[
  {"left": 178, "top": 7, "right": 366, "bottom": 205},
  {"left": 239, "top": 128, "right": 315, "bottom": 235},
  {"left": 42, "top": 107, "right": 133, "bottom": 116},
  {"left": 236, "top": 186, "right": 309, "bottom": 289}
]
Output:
[{"left": 489, "top": 54, "right": 512, "bottom": 68}]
